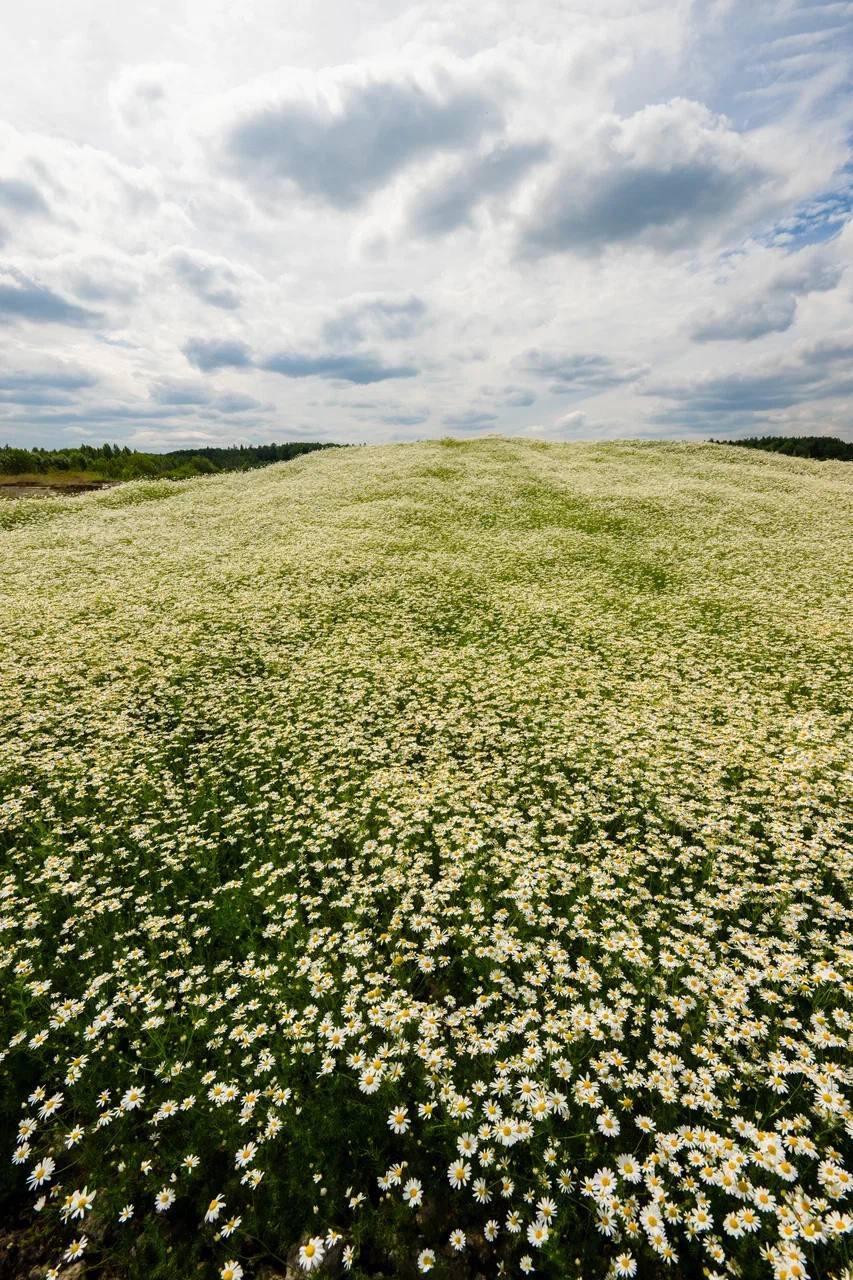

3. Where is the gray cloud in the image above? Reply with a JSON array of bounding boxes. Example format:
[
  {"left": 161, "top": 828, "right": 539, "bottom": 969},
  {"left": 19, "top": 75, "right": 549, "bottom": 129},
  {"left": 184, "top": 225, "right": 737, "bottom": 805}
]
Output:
[
  {"left": 0, "top": 269, "right": 102, "bottom": 327},
  {"left": 380, "top": 411, "right": 430, "bottom": 426},
  {"left": 151, "top": 379, "right": 213, "bottom": 405},
  {"left": 223, "top": 74, "right": 499, "bottom": 207},
  {"left": 0, "top": 178, "right": 51, "bottom": 217},
  {"left": 166, "top": 247, "right": 242, "bottom": 310},
  {"left": 691, "top": 259, "right": 843, "bottom": 342},
  {"left": 260, "top": 350, "right": 418, "bottom": 384},
  {"left": 213, "top": 392, "right": 266, "bottom": 414},
  {"left": 409, "top": 140, "right": 550, "bottom": 237},
  {"left": 481, "top": 383, "right": 537, "bottom": 408},
  {"left": 442, "top": 410, "right": 499, "bottom": 428},
  {"left": 692, "top": 294, "right": 798, "bottom": 341},
  {"left": 519, "top": 350, "right": 648, "bottom": 394},
  {"left": 0, "top": 367, "right": 97, "bottom": 393},
  {"left": 322, "top": 295, "right": 427, "bottom": 345},
  {"left": 519, "top": 100, "right": 767, "bottom": 257},
  {"left": 646, "top": 337, "right": 853, "bottom": 429},
  {"left": 183, "top": 337, "right": 254, "bottom": 370}
]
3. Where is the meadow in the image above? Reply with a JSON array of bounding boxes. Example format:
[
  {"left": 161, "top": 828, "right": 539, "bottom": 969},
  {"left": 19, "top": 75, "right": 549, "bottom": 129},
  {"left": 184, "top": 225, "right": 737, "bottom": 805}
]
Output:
[{"left": 0, "top": 437, "right": 850, "bottom": 1280}]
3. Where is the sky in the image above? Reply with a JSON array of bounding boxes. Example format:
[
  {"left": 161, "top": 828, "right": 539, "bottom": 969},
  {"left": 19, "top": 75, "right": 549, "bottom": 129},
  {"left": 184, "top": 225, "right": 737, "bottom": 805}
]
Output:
[{"left": 0, "top": 0, "right": 851, "bottom": 450}]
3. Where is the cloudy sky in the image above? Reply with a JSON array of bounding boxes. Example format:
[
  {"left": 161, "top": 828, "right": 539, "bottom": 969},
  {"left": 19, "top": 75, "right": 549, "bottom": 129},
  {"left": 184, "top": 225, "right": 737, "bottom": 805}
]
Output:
[{"left": 1, "top": 0, "right": 851, "bottom": 449}]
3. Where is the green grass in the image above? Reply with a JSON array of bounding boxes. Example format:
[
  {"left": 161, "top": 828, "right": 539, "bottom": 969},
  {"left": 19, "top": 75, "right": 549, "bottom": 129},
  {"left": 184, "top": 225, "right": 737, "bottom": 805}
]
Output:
[
  {"left": 0, "top": 439, "right": 850, "bottom": 1280},
  {"left": 0, "top": 469, "right": 107, "bottom": 487}
]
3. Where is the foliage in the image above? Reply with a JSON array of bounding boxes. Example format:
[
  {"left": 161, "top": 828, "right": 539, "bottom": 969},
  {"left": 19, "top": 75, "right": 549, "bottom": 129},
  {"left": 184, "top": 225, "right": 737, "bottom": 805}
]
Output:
[
  {"left": 0, "top": 440, "right": 338, "bottom": 482},
  {"left": 708, "top": 436, "right": 853, "bottom": 461},
  {"left": 0, "top": 439, "right": 850, "bottom": 1280}
]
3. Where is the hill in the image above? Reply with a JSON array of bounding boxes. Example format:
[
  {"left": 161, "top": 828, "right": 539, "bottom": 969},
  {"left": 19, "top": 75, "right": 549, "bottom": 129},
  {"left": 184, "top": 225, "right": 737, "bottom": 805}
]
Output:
[{"left": 0, "top": 439, "right": 850, "bottom": 1280}]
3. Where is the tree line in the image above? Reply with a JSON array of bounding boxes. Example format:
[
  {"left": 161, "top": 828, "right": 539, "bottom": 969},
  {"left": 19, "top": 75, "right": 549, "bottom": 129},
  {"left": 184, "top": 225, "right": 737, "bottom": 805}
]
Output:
[
  {"left": 710, "top": 435, "right": 853, "bottom": 461},
  {"left": 0, "top": 440, "right": 339, "bottom": 481}
]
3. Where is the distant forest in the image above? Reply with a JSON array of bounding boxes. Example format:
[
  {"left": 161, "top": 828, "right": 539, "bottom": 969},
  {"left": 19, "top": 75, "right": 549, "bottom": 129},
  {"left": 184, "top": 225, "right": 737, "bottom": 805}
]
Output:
[
  {"left": 711, "top": 435, "right": 853, "bottom": 461},
  {"left": 0, "top": 440, "right": 338, "bottom": 481}
]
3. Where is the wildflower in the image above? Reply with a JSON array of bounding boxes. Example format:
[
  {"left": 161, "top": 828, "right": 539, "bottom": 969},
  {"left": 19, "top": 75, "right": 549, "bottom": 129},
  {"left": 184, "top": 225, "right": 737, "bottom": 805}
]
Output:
[
  {"left": 615, "top": 1254, "right": 637, "bottom": 1277},
  {"left": 118, "top": 1204, "right": 134, "bottom": 1222},
  {"left": 205, "top": 1195, "right": 225, "bottom": 1222},
  {"left": 298, "top": 1238, "right": 325, "bottom": 1271},
  {"left": 447, "top": 1159, "right": 471, "bottom": 1188},
  {"left": 27, "top": 1158, "right": 55, "bottom": 1189},
  {"left": 63, "top": 1238, "right": 87, "bottom": 1262},
  {"left": 38, "top": 1094, "right": 63, "bottom": 1119},
  {"left": 402, "top": 1178, "right": 423, "bottom": 1207},
  {"left": 537, "top": 1196, "right": 557, "bottom": 1223},
  {"left": 65, "top": 1186, "right": 96, "bottom": 1219},
  {"left": 417, "top": 1250, "right": 436, "bottom": 1273},
  {"left": 388, "top": 1105, "right": 410, "bottom": 1134},
  {"left": 527, "top": 1221, "right": 549, "bottom": 1247},
  {"left": 221, "top": 1262, "right": 243, "bottom": 1280},
  {"left": 449, "top": 1229, "right": 466, "bottom": 1251},
  {"left": 155, "top": 1188, "right": 175, "bottom": 1212}
]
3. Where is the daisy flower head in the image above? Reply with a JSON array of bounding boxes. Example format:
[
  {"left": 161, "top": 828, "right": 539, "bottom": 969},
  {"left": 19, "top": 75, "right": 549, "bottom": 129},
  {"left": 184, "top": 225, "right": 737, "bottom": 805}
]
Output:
[
  {"left": 205, "top": 1194, "right": 225, "bottom": 1222},
  {"left": 298, "top": 1237, "right": 325, "bottom": 1271},
  {"left": 221, "top": 1262, "right": 243, "bottom": 1280},
  {"left": 120, "top": 1085, "right": 145, "bottom": 1111},
  {"left": 63, "top": 1237, "right": 87, "bottom": 1262},
  {"left": 403, "top": 1177, "right": 423, "bottom": 1207},
  {"left": 527, "top": 1221, "right": 549, "bottom": 1247},
  {"left": 417, "top": 1249, "right": 436, "bottom": 1272},
  {"left": 449, "top": 1228, "right": 466, "bottom": 1251},
  {"left": 388, "top": 1105, "right": 410, "bottom": 1134},
  {"left": 27, "top": 1157, "right": 55, "bottom": 1189}
]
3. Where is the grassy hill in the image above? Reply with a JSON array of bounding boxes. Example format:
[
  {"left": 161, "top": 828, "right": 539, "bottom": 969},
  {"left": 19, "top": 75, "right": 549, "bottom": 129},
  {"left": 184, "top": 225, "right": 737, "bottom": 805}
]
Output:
[{"left": 0, "top": 439, "right": 850, "bottom": 1280}]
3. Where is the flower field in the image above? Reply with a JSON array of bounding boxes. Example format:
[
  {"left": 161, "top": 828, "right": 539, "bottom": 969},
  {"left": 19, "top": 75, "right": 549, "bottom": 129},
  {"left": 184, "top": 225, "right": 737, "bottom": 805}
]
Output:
[{"left": 0, "top": 437, "right": 850, "bottom": 1280}]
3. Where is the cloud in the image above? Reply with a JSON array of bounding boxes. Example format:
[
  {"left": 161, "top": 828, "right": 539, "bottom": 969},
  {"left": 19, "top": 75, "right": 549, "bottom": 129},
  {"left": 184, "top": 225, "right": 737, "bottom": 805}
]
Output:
[
  {"left": 109, "top": 63, "right": 187, "bottom": 131},
  {"left": 691, "top": 294, "right": 798, "bottom": 341},
  {"left": 442, "top": 410, "right": 499, "bottom": 428},
  {"left": 64, "top": 253, "right": 143, "bottom": 305},
  {"left": 555, "top": 409, "right": 587, "bottom": 431},
  {"left": 183, "top": 337, "right": 253, "bottom": 370},
  {"left": 0, "top": 268, "right": 102, "bottom": 326},
  {"left": 480, "top": 383, "right": 537, "bottom": 407},
  {"left": 518, "top": 99, "right": 770, "bottom": 257},
  {"left": 519, "top": 350, "right": 648, "bottom": 394},
  {"left": 690, "top": 256, "right": 843, "bottom": 341},
  {"left": 322, "top": 295, "right": 427, "bottom": 345},
  {"left": 0, "top": 177, "right": 50, "bottom": 217},
  {"left": 151, "top": 379, "right": 213, "bottom": 406},
  {"left": 213, "top": 392, "right": 266, "bottom": 414},
  {"left": 408, "top": 140, "right": 550, "bottom": 237},
  {"left": 221, "top": 67, "right": 500, "bottom": 208},
  {"left": 645, "top": 335, "right": 853, "bottom": 429},
  {"left": 260, "top": 350, "right": 418, "bottom": 384},
  {"left": 0, "top": 366, "right": 97, "bottom": 394},
  {"left": 165, "top": 247, "right": 243, "bottom": 310},
  {"left": 380, "top": 411, "right": 430, "bottom": 426}
]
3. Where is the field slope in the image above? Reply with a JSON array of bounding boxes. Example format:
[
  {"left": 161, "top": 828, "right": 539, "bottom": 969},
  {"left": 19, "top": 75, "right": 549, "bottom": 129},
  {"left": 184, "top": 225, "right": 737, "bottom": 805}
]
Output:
[{"left": 0, "top": 438, "right": 851, "bottom": 1280}]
